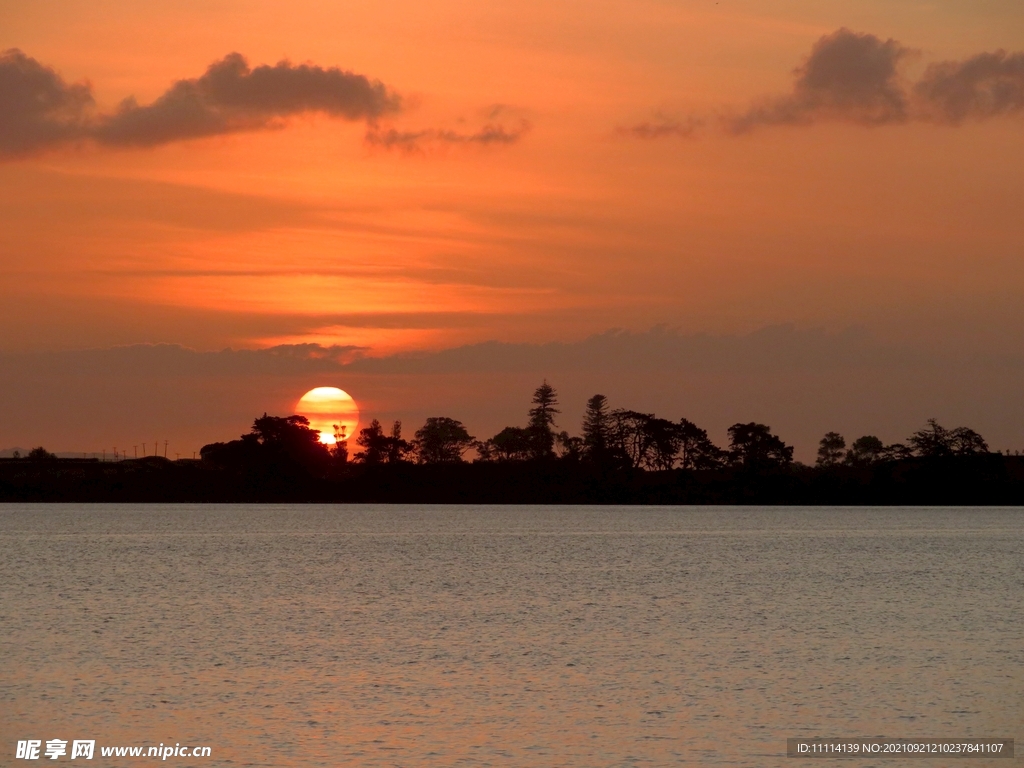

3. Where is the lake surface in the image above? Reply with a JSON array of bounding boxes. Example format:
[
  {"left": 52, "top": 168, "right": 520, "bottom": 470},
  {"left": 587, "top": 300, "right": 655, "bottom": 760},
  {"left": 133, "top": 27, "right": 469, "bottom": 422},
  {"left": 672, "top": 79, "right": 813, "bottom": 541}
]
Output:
[{"left": 1, "top": 505, "right": 1020, "bottom": 766}]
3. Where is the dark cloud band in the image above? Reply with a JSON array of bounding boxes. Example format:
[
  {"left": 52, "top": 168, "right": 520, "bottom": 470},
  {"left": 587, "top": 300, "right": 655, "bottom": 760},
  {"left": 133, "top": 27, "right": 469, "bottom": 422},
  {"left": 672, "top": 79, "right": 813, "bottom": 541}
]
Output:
[
  {"left": 95, "top": 53, "right": 400, "bottom": 147},
  {"left": 624, "top": 29, "right": 1024, "bottom": 137},
  {"left": 915, "top": 50, "right": 1024, "bottom": 124},
  {"left": 0, "top": 49, "right": 399, "bottom": 157},
  {"left": 726, "top": 29, "right": 912, "bottom": 133},
  {"left": 0, "top": 49, "right": 95, "bottom": 156}
]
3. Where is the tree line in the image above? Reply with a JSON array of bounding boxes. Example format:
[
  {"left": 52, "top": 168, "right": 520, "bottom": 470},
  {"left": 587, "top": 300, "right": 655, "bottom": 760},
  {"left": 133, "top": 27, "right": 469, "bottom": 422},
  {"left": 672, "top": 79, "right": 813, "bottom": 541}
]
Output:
[
  {"left": 4, "top": 382, "right": 1015, "bottom": 504},
  {"left": 199, "top": 381, "right": 993, "bottom": 477}
]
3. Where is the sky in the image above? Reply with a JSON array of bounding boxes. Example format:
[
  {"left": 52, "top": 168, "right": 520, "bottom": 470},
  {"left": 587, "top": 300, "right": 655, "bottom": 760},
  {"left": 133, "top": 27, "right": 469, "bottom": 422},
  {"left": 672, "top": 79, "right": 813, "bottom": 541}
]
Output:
[{"left": 2, "top": 0, "right": 1024, "bottom": 460}]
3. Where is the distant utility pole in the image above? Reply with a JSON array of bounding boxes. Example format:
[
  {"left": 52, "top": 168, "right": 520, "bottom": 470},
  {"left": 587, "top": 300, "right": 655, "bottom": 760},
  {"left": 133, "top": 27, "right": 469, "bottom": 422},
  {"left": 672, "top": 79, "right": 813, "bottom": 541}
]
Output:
[
  {"left": 164, "top": 440, "right": 168, "bottom": 458},
  {"left": 142, "top": 443, "right": 146, "bottom": 456},
  {"left": 133, "top": 445, "right": 137, "bottom": 458}
]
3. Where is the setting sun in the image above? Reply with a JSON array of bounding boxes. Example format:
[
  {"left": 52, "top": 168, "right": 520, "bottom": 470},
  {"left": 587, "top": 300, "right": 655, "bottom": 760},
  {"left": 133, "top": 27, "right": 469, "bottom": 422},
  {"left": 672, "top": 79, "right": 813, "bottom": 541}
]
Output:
[{"left": 295, "top": 387, "right": 359, "bottom": 445}]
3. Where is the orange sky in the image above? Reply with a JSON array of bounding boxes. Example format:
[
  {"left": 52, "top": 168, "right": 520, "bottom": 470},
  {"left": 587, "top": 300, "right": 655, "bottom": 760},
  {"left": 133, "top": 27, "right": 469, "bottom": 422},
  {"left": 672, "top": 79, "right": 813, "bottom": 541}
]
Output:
[{"left": 2, "top": 0, "right": 1024, "bottom": 457}]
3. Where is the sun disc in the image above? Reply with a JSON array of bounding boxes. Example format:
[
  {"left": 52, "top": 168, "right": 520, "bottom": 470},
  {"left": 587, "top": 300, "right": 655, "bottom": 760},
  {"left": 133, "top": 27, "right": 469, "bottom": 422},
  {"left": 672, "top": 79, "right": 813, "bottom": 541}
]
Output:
[{"left": 295, "top": 387, "right": 360, "bottom": 445}]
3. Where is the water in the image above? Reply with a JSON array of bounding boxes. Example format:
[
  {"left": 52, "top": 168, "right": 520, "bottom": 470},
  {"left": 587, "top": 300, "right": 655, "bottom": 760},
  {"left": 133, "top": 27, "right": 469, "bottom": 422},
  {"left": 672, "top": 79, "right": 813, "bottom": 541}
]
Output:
[{"left": 1, "top": 505, "right": 1020, "bottom": 766}]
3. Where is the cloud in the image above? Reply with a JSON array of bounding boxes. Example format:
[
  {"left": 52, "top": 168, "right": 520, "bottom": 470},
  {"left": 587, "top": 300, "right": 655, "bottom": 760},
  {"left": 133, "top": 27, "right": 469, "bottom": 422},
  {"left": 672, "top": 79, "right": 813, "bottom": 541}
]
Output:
[
  {"left": 1, "top": 51, "right": 528, "bottom": 158},
  {"left": 726, "top": 29, "right": 912, "bottom": 133},
  {"left": 914, "top": 50, "right": 1024, "bottom": 124},
  {"left": 95, "top": 53, "right": 400, "bottom": 146},
  {"left": 0, "top": 49, "right": 94, "bottom": 157},
  {"left": 0, "top": 325, "right": 935, "bottom": 380},
  {"left": 624, "top": 30, "right": 1024, "bottom": 137},
  {"left": 618, "top": 115, "right": 704, "bottom": 139},
  {"left": 0, "top": 49, "right": 399, "bottom": 157},
  {"left": 341, "top": 324, "right": 925, "bottom": 375},
  {"left": 0, "top": 342, "right": 365, "bottom": 379},
  {"left": 365, "top": 121, "right": 530, "bottom": 151}
]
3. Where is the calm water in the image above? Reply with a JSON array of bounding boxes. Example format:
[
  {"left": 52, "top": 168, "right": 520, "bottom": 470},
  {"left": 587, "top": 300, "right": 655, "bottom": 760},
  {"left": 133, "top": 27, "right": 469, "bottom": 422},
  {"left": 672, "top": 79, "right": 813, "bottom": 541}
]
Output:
[{"left": 1, "top": 505, "right": 1020, "bottom": 767}]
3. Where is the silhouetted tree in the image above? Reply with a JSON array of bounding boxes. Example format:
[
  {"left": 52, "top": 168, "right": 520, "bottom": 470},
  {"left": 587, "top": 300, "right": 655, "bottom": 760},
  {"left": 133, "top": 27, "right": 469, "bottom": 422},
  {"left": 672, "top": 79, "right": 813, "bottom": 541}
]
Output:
[
  {"left": 727, "top": 423, "right": 793, "bottom": 470},
  {"left": 250, "top": 413, "right": 330, "bottom": 473},
  {"left": 527, "top": 381, "right": 560, "bottom": 459},
  {"left": 610, "top": 410, "right": 655, "bottom": 469},
  {"left": 201, "top": 413, "right": 331, "bottom": 476},
  {"left": 908, "top": 419, "right": 954, "bottom": 457},
  {"left": 200, "top": 435, "right": 259, "bottom": 468},
  {"left": 27, "top": 446, "right": 56, "bottom": 460},
  {"left": 473, "top": 440, "right": 494, "bottom": 462},
  {"left": 477, "top": 426, "right": 533, "bottom": 461},
  {"left": 816, "top": 432, "right": 846, "bottom": 467},
  {"left": 881, "top": 442, "right": 914, "bottom": 461},
  {"left": 581, "top": 394, "right": 611, "bottom": 461},
  {"left": 252, "top": 414, "right": 321, "bottom": 446},
  {"left": 677, "top": 418, "right": 725, "bottom": 470},
  {"left": 644, "top": 416, "right": 681, "bottom": 470},
  {"left": 555, "top": 431, "right": 585, "bottom": 460},
  {"left": 355, "top": 419, "right": 387, "bottom": 464},
  {"left": 950, "top": 426, "right": 989, "bottom": 455},
  {"left": 332, "top": 424, "right": 349, "bottom": 464},
  {"left": 414, "top": 417, "right": 474, "bottom": 463},
  {"left": 844, "top": 435, "right": 884, "bottom": 465},
  {"left": 907, "top": 419, "right": 989, "bottom": 458},
  {"left": 608, "top": 410, "right": 679, "bottom": 470},
  {"left": 385, "top": 421, "right": 412, "bottom": 463}
]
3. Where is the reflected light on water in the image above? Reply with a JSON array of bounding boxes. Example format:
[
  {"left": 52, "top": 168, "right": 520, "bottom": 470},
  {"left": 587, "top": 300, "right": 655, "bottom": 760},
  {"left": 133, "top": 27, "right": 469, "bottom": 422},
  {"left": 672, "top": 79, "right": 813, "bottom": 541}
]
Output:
[{"left": 1, "top": 505, "right": 1021, "bottom": 767}]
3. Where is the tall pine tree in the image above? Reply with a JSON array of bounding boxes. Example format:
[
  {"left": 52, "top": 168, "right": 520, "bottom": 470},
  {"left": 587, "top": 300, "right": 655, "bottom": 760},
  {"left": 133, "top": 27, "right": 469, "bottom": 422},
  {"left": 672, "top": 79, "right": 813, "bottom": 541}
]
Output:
[{"left": 527, "top": 381, "right": 560, "bottom": 459}]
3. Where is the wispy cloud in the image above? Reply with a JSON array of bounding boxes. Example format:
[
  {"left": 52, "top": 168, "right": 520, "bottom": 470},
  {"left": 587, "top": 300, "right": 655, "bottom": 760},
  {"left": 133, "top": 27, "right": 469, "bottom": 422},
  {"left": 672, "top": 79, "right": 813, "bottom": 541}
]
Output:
[
  {"left": 618, "top": 114, "right": 704, "bottom": 139},
  {"left": 365, "top": 121, "right": 530, "bottom": 151},
  {"left": 622, "top": 29, "right": 1024, "bottom": 138}
]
